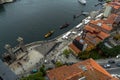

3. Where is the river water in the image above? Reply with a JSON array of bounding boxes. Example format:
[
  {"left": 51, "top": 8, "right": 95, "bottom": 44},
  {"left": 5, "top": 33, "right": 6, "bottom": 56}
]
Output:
[{"left": 0, "top": 0, "right": 101, "bottom": 54}]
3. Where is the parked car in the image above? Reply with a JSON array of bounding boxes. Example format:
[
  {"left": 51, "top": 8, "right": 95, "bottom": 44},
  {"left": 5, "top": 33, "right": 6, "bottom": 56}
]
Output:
[
  {"left": 51, "top": 60, "right": 55, "bottom": 64},
  {"left": 44, "top": 59, "right": 49, "bottom": 64},
  {"left": 103, "top": 64, "right": 111, "bottom": 68},
  {"left": 108, "top": 60, "right": 115, "bottom": 64},
  {"left": 30, "top": 69, "right": 38, "bottom": 74},
  {"left": 116, "top": 55, "right": 120, "bottom": 59},
  {"left": 112, "top": 74, "right": 119, "bottom": 78},
  {"left": 116, "top": 63, "right": 120, "bottom": 67},
  {"left": 117, "top": 74, "right": 120, "bottom": 78}
]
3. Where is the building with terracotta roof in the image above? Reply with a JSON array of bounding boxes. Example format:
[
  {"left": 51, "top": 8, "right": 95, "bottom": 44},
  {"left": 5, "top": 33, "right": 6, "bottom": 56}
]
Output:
[
  {"left": 103, "top": 14, "right": 118, "bottom": 26},
  {"left": 84, "top": 23, "right": 110, "bottom": 40},
  {"left": 88, "top": 20, "right": 113, "bottom": 33},
  {"left": 108, "top": 2, "right": 120, "bottom": 9},
  {"left": 68, "top": 1, "right": 120, "bottom": 55},
  {"left": 85, "top": 32, "right": 102, "bottom": 45},
  {"left": 68, "top": 43, "right": 81, "bottom": 56},
  {"left": 103, "top": 1, "right": 120, "bottom": 23},
  {"left": 69, "top": 36, "right": 87, "bottom": 56},
  {"left": 69, "top": 19, "right": 111, "bottom": 55},
  {"left": 106, "top": 1, "right": 120, "bottom": 27},
  {"left": 98, "top": 31, "right": 110, "bottom": 40},
  {"left": 114, "top": 13, "right": 120, "bottom": 25},
  {"left": 108, "top": 1, "right": 120, "bottom": 13},
  {"left": 47, "top": 58, "right": 119, "bottom": 80}
]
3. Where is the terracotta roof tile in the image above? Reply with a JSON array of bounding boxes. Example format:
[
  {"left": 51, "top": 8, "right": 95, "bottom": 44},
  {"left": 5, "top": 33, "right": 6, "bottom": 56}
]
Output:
[
  {"left": 84, "top": 25, "right": 96, "bottom": 33},
  {"left": 69, "top": 15, "right": 112, "bottom": 60},
  {"left": 108, "top": 2, "right": 120, "bottom": 9},
  {"left": 97, "top": 31, "right": 110, "bottom": 40},
  {"left": 85, "top": 32, "right": 102, "bottom": 45},
  {"left": 68, "top": 43, "right": 81, "bottom": 55},
  {"left": 47, "top": 58, "right": 119, "bottom": 80},
  {"left": 47, "top": 65, "right": 72, "bottom": 80},
  {"left": 89, "top": 20, "right": 113, "bottom": 31},
  {"left": 103, "top": 14, "right": 118, "bottom": 25}
]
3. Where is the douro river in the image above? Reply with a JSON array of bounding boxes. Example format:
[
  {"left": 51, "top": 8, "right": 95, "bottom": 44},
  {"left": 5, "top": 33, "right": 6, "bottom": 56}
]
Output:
[{"left": 0, "top": 0, "right": 102, "bottom": 55}]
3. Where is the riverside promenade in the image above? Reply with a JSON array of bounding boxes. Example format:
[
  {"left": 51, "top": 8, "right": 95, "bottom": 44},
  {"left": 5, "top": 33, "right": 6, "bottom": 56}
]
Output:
[
  {"left": 8, "top": 18, "right": 86, "bottom": 76},
  {"left": 7, "top": 39, "right": 58, "bottom": 76},
  {"left": 4, "top": 9, "right": 103, "bottom": 77}
]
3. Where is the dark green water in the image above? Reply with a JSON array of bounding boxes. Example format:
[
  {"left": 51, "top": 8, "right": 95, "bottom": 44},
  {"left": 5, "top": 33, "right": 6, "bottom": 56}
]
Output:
[{"left": 0, "top": 0, "right": 101, "bottom": 54}]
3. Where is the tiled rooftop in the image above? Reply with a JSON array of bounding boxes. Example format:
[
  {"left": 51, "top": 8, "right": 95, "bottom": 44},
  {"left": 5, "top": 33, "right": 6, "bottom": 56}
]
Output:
[
  {"left": 97, "top": 31, "right": 110, "bottom": 40},
  {"left": 69, "top": 19, "right": 112, "bottom": 54},
  {"left": 84, "top": 21, "right": 110, "bottom": 40},
  {"left": 85, "top": 32, "right": 102, "bottom": 45},
  {"left": 69, "top": 43, "right": 81, "bottom": 55},
  {"left": 84, "top": 25, "right": 96, "bottom": 33},
  {"left": 108, "top": 2, "right": 120, "bottom": 9},
  {"left": 47, "top": 58, "right": 119, "bottom": 80},
  {"left": 68, "top": 0, "right": 119, "bottom": 58},
  {"left": 89, "top": 20, "right": 113, "bottom": 32},
  {"left": 103, "top": 14, "right": 118, "bottom": 25}
]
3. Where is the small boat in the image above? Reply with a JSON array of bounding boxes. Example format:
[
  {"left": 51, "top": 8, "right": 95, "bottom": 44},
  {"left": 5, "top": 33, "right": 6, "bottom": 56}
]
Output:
[
  {"left": 60, "top": 23, "right": 70, "bottom": 29},
  {"left": 78, "top": 0, "right": 86, "bottom": 5},
  {"left": 82, "top": 11, "right": 89, "bottom": 16},
  {"left": 44, "top": 30, "right": 54, "bottom": 38},
  {"left": 73, "top": 14, "right": 81, "bottom": 19}
]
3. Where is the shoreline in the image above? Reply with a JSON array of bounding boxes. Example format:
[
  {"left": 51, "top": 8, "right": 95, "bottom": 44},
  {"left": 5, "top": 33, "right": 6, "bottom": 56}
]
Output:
[
  {"left": 25, "top": 16, "right": 93, "bottom": 48},
  {"left": 25, "top": 8, "right": 104, "bottom": 48},
  {"left": 0, "top": 0, "right": 102, "bottom": 55},
  {"left": 1, "top": 8, "right": 103, "bottom": 61},
  {"left": 1, "top": 5, "right": 104, "bottom": 76}
]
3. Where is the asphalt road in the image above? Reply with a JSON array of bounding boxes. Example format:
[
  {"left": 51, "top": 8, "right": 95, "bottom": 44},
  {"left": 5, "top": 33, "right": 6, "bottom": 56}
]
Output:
[
  {"left": 107, "top": 67, "right": 120, "bottom": 75},
  {"left": 99, "top": 60, "right": 120, "bottom": 75}
]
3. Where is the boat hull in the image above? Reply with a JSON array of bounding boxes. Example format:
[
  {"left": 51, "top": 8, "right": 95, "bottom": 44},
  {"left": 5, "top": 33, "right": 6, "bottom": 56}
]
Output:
[
  {"left": 44, "top": 31, "right": 54, "bottom": 38},
  {"left": 60, "top": 23, "right": 70, "bottom": 29},
  {"left": 78, "top": 0, "right": 86, "bottom": 5}
]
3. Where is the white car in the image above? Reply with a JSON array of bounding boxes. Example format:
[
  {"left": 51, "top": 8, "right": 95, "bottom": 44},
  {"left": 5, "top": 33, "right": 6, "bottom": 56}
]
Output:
[
  {"left": 78, "top": 31, "right": 83, "bottom": 36},
  {"left": 82, "top": 19, "right": 90, "bottom": 24},
  {"left": 103, "top": 64, "right": 111, "bottom": 68},
  {"left": 116, "top": 55, "right": 120, "bottom": 59},
  {"left": 44, "top": 59, "right": 49, "bottom": 64},
  {"left": 71, "top": 31, "right": 77, "bottom": 34},
  {"left": 84, "top": 19, "right": 90, "bottom": 24}
]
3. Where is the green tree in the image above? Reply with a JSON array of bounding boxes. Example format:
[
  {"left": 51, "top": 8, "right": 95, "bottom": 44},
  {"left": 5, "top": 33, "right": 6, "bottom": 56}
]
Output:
[
  {"left": 77, "top": 51, "right": 90, "bottom": 60},
  {"left": 39, "top": 65, "right": 46, "bottom": 76},
  {"left": 55, "top": 61, "right": 63, "bottom": 67},
  {"left": 98, "top": 42, "right": 120, "bottom": 57},
  {"left": 89, "top": 49, "right": 102, "bottom": 59},
  {"left": 21, "top": 72, "right": 45, "bottom": 80},
  {"left": 113, "top": 34, "right": 120, "bottom": 41},
  {"left": 63, "top": 49, "right": 71, "bottom": 58},
  {"left": 21, "top": 65, "right": 46, "bottom": 80}
]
